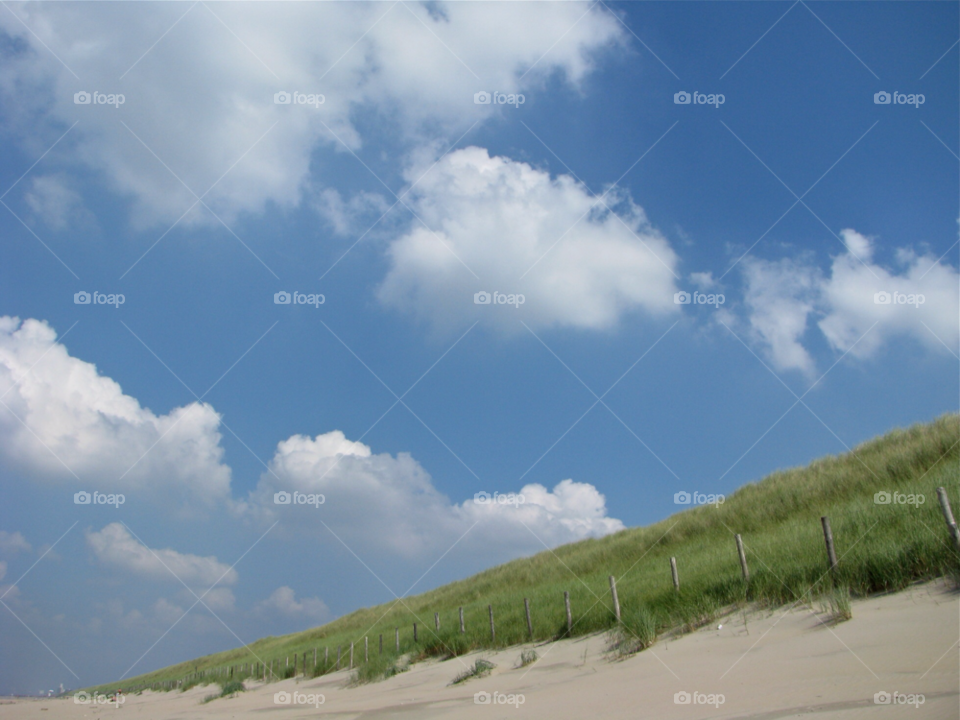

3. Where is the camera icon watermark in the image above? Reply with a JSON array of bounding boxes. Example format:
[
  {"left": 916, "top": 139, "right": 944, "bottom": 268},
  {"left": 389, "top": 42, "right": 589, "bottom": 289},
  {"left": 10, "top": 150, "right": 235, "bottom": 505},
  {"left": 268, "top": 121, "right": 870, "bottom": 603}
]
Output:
[
  {"left": 873, "top": 291, "right": 924, "bottom": 307},
  {"left": 674, "top": 690, "right": 724, "bottom": 707},
  {"left": 474, "top": 491, "right": 525, "bottom": 506},
  {"left": 274, "top": 490, "right": 324, "bottom": 507},
  {"left": 874, "top": 491, "right": 924, "bottom": 508},
  {"left": 74, "top": 691, "right": 123, "bottom": 707},
  {"left": 674, "top": 490, "right": 724, "bottom": 507},
  {"left": 474, "top": 91, "right": 524, "bottom": 108},
  {"left": 274, "top": 690, "right": 324, "bottom": 707},
  {"left": 874, "top": 91, "right": 924, "bottom": 108},
  {"left": 474, "top": 690, "right": 524, "bottom": 707},
  {"left": 274, "top": 291, "right": 324, "bottom": 307},
  {"left": 74, "top": 91, "right": 125, "bottom": 108},
  {"left": 674, "top": 290, "right": 724, "bottom": 307},
  {"left": 74, "top": 291, "right": 125, "bottom": 308},
  {"left": 74, "top": 490, "right": 125, "bottom": 507},
  {"left": 874, "top": 691, "right": 924, "bottom": 707},
  {"left": 674, "top": 91, "right": 724, "bottom": 107},
  {"left": 474, "top": 291, "right": 524, "bottom": 308},
  {"left": 274, "top": 91, "right": 324, "bottom": 108}
]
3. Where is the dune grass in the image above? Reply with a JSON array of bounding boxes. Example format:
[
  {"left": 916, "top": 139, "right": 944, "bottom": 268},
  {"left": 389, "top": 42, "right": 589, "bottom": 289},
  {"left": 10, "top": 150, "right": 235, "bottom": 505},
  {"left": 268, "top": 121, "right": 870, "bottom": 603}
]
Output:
[{"left": 86, "top": 413, "right": 958, "bottom": 695}]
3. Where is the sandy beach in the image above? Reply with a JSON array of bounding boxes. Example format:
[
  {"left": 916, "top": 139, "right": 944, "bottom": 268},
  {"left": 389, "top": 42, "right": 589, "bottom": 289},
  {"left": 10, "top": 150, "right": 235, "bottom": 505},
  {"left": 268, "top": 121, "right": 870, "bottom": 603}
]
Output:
[{"left": 3, "top": 581, "right": 956, "bottom": 719}]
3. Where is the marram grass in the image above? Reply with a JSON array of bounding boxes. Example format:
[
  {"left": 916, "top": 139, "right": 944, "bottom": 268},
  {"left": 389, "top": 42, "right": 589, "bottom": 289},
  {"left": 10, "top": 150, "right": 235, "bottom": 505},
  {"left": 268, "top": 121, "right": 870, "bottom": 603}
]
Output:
[{"left": 87, "top": 413, "right": 958, "bottom": 695}]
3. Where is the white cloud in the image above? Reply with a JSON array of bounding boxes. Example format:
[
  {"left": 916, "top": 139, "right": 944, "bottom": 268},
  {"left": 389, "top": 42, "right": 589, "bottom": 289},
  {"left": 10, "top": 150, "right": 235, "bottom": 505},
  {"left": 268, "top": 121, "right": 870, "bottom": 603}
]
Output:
[
  {"left": 741, "top": 256, "right": 821, "bottom": 375},
  {"left": 256, "top": 586, "right": 329, "bottom": 621},
  {"left": 740, "top": 231, "right": 959, "bottom": 373},
  {"left": 86, "top": 523, "right": 238, "bottom": 588},
  {"left": 23, "top": 175, "right": 86, "bottom": 231},
  {"left": 314, "top": 188, "right": 390, "bottom": 237},
  {"left": 0, "top": 317, "right": 232, "bottom": 508},
  {"left": 241, "top": 429, "right": 625, "bottom": 560},
  {"left": 817, "top": 230, "right": 959, "bottom": 358},
  {"left": 0, "top": 531, "right": 31, "bottom": 555},
  {"left": 378, "top": 147, "right": 680, "bottom": 332},
  {"left": 0, "top": 3, "right": 623, "bottom": 227}
]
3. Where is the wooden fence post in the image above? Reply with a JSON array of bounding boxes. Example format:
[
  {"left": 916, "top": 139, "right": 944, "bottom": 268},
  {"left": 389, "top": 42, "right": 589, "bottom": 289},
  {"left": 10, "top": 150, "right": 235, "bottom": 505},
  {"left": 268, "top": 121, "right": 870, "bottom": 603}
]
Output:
[
  {"left": 413, "top": 622, "right": 418, "bottom": 642},
  {"left": 670, "top": 557, "right": 680, "bottom": 591},
  {"left": 337, "top": 646, "right": 341, "bottom": 670},
  {"left": 349, "top": 642, "right": 354, "bottom": 670},
  {"left": 395, "top": 627, "right": 400, "bottom": 652},
  {"left": 488, "top": 604, "right": 495, "bottom": 641},
  {"left": 821, "top": 516, "right": 838, "bottom": 574},
  {"left": 609, "top": 575, "right": 621, "bottom": 622},
  {"left": 365, "top": 636, "right": 368, "bottom": 663},
  {"left": 435, "top": 612, "right": 440, "bottom": 632},
  {"left": 379, "top": 634, "right": 383, "bottom": 654},
  {"left": 314, "top": 647, "right": 317, "bottom": 668},
  {"left": 324, "top": 647, "right": 328, "bottom": 669},
  {"left": 524, "top": 597, "right": 533, "bottom": 637},
  {"left": 564, "top": 591, "right": 572, "bottom": 634},
  {"left": 735, "top": 534, "right": 750, "bottom": 582},
  {"left": 937, "top": 487, "right": 960, "bottom": 552},
  {"left": 459, "top": 606, "right": 465, "bottom": 634}
]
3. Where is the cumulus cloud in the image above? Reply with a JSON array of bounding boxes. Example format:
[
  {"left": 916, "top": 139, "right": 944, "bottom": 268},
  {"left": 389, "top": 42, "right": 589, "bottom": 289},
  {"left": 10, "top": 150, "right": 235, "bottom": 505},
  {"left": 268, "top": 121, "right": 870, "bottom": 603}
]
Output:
[
  {"left": 0, "top": 3, "right": 623, "bottom": 227},
  {"left": 0, "top": 317, "right": 232, "bottom": 508},
  {"left": 86, "top": 523, "right": 238, "bottom": 588},
  {"left": 255, "top": 586, "right": 329, "bottom": 621},
  {"left": 378, "top": 147, "right": 679, "bottom": 333},
  {"left": 0, "top": 531, "right": 31, "bottom": 555},
  {"left": 241, "top": 429, "right": 625, "bottom": 560},
  {"left": 740, "top": 231, "right": 959, "bottom": 373}
]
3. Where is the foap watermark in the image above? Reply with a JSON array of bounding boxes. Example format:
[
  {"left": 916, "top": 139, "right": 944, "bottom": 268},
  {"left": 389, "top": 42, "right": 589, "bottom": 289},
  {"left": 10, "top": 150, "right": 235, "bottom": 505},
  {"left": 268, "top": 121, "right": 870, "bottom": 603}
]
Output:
[
  {"left": 873, "top": 291, "right": 924, "bottom": 307},
  {"left": 274, "top": 91, "right": 325, "bottom": 108},
  {"left": 75, "top": 291, "right": 125, "bottom": 308},
  {"left": 874, "top": 491, "right": 925, "bottom": 508},
  {"left": 474, "top": 91, "right": 525, "bottom": 108},
  {"left": 874, "top": 91, "right": 925, "bottom": 108},
  {"left": 674, "top": 91, "right": 725, "bottom": 108},
  {"left": 674, "top": 691, "right": 724, "bottom": 708},
  {"left": 474, "top": 491, "right": 525, "bottom": 506},
  {"left": 274, "top": 490, "right": 325, "bottom": 507},
  {"left": 74, "top": 490, "right": 125, "bottom": 508},
  {"left": 674, "top": 290, "right": 724, "bottom": 307},
  {"left": 74, "top": 91, "right": 125, "bottom": 108},
  {"left": 474, "top": 691, "right": 525, "bottom": 707},
  {"left": 474, "top": 291, "right": 525, "bottom": 308},
  {"left": 274, "top": 690, "right": 325, "bottom": 708},
  {"left": 74, "top": 691, "right": 124, "bottom": 708},
  {"left": 874, "top": 691, "right": 925, "bottom": 708},
  {"left": 674, "top": 491, "right": 724, "bottom": 507},
  {"left": 274, "top": 291, "right": 324, "bottom": 307}
]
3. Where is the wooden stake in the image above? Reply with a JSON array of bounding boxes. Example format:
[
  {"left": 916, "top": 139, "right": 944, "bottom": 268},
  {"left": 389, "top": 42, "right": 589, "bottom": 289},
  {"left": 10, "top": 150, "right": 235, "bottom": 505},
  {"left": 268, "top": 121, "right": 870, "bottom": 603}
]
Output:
[
  {"left": 435, "top": 612, "right": 440, "bottom": 631},
  {"left": 564, "top": 591, "right": 572, "bottom": 634},
  {"left": 413, "top": 622, "right": 418, "bottom": 642},
  {"left": 349, "top": 642, "right": 354, "bottom": 670},
  {"left": 379, "top": 633, "right": 383, "bottom": 654},
  {"left": 937, "top": 487, "right": 960, "bottom": 552},
  {"left": 459, "top": 606, "right": 465, "bottom": 634},
  {"left": 821, "top": 516, "right": 838, "bottom": 574},
  {"left": 524, "top": 597, "right": 533, "bottom": 637},
  {"left": 395, "top": 627, "right": 399, "bottom": 653},
  {"left": 670, "top": 557, "right": 680, "bottom": 591},
  {"left": 609, "top": 576, "right": 621, "bottom": 622},
  {"left": 735, "top": 534, "right": 750, "bottom": 582},
  {"left": 364, "top": 636, "right": 368, "bottom": 663},
  {"left": 488, "top": 604, "right": 495, "bottom": 641}
]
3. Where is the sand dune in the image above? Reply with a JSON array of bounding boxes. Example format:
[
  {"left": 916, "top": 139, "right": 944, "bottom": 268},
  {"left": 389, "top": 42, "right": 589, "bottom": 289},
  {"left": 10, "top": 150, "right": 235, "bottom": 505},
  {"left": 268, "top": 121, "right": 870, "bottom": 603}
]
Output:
[{"left": 4, "top": 581, "right": 957, "bottom": 719}]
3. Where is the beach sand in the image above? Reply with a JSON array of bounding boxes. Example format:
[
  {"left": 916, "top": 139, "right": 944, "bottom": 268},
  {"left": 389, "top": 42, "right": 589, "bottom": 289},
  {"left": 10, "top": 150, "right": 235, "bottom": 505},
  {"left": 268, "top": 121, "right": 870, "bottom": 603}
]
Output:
[{"left": 3, "top": 580, "right": 957, "bottom": 719}]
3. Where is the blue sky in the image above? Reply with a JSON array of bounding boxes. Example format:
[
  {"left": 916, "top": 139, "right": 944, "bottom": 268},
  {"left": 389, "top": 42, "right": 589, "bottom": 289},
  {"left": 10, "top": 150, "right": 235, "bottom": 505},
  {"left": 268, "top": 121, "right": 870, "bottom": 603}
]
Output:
[{"left": 0, "top": 0, "right": 957, "bottom": 696}]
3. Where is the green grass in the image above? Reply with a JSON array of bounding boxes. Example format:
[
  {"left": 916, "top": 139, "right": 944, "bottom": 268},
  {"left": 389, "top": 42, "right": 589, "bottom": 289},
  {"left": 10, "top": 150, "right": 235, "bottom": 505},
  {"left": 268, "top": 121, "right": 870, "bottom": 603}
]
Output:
[
  {"left": 86, "top": 413, "right": 959, "bottom": 695},
  {"left": 451, "top": 658, "right": 495, "bottom": 685}
]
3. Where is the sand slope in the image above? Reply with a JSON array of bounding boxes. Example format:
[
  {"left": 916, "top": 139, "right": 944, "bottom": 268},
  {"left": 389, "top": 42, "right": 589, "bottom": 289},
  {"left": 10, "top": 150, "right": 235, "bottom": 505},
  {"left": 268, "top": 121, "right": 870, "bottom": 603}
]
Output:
[{"left": 4, "top": 581, "right": 957, "bottom": 719}]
